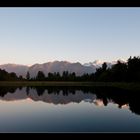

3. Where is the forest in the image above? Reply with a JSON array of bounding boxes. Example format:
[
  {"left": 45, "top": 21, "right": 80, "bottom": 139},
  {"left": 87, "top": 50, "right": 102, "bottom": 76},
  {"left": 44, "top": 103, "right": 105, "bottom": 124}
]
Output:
[{"left": 0, "top": 56, "right": 140, "bottom": 82}]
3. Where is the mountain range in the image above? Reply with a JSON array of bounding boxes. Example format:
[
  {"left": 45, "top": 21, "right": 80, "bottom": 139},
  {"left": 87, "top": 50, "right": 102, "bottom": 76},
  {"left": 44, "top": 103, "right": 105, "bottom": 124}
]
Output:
[{"left": 0, "top": 61, "right": 115, "bottom": 78}]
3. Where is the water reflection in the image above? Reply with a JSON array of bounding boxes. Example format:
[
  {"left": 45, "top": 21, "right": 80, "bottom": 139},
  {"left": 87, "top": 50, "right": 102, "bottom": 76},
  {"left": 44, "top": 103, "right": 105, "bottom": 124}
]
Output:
[{"left": 0, "top": 86, "right": 140, "bottom": 115}]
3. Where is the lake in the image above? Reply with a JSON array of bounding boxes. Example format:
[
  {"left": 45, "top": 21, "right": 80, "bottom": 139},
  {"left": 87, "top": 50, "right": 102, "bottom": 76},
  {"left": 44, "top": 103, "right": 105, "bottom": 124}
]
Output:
[{"left": 0, "top": 86, "right": 140, "bottom": 132}]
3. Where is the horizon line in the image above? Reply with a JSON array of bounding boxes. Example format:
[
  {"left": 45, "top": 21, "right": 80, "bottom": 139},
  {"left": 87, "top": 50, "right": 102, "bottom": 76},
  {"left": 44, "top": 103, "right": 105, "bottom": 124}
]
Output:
[{"left": 0, "top": 59, "right": 128, "bottom": 66}]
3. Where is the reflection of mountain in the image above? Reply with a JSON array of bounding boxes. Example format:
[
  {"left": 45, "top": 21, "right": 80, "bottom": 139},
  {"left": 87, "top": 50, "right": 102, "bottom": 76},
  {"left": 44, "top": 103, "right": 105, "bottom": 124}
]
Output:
[
  {"left": 0, "top": 87, "right": 97, "bottom": 104},
  {"left": 29, "top": 90, "right": 96, "bottom": 105},
  {"left": 94, "top": 99, "right": 104, "bottom": 107},
  {"left": 0, "top": 86, "right": 140, "bottom": 115}
]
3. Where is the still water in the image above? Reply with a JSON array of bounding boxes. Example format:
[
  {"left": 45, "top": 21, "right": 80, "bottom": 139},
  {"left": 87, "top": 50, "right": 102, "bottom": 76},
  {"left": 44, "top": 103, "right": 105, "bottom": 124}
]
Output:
[{"left": 0, "top": 86, "right": 140, "bottom": 132}]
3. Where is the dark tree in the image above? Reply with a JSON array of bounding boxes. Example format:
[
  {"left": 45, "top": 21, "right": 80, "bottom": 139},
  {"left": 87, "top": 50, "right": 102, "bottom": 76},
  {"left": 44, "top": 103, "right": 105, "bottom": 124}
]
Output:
[
  {"left": 62, "top": 71, "right": 69, "bottom": 81},
  {"left": 94, "top": 63, "right": 109, "bottom": 81},
  {"left": 70, "top": 72, "right": 76, "bottom": 81},
  {"left": 110, "top": 61, "right": 127, "bottom": 82},
  {"left": 36, "top": 71, "right": 45, "bottom": 81},
  {"left": 56, "top": 72, "right": 61, "bottom": 81},
  {"left": 0, "top": 69, "right": 18, "bottom": 81},
  {"left": 127, "top": 56, "right": 140, "bottom": 82},
  {"left": 48, "top": 72, "right": 54, "bottom": 81},
  {"left": 26, "top": 71, "right": 30, "bottom": 80},
  {"left": 19, "top": 75, "right": 23, "bottom": 80},
  {"left": 102, "top": 62, "right": 107, "bottom": 71}
]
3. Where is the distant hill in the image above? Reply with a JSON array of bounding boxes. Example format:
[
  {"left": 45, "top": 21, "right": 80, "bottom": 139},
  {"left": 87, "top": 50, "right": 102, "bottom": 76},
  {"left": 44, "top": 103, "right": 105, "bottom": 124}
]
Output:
[
  {"left": 84, "top": 60, "right": 116, "bottom": 69},
  {"left": 0, "top": 61, "right": 114, "bottom": 78},
  {"left": 0, "top": 64, "right": 29, "bottom": 78},
  {"left": 28, "top": 61, "right": 96, "bottom": 78}
]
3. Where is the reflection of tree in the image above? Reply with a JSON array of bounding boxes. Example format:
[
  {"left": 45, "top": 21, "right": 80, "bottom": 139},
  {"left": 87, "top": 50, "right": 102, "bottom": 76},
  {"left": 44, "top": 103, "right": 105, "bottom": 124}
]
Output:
[
  {"left": 26, "top": 86, "right": 140, "bottom": 115},
  {"left": 35, "top": 87, "right": 46, "bottom": 96},
  {"left": 102, "top": 97, "right": 108, "bottom": 106},
  {"left": 62, "top": 89, "right": 68, "bottom": 96},
  {"left": 1, "top": 86, "right": 140, "bottom": 115},
  {"left": 43, "top": 86, "right": 77, "bottom": 95},
  {"left": 26, "top": 87, "right": 30, "bottom": 95},
  {"left": 129, "top": 98, "right": 140, "bottom": 115},
  {"left": 0, "top": 87, "right": 18, "bottom": 97},
  {"left": 18, "top": 86, "right": 23, "bottom": 90}
]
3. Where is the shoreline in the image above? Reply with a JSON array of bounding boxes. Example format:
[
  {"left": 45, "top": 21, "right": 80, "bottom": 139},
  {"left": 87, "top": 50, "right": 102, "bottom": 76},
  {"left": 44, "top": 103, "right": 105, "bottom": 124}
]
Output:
[{"left": 0, "top": 81, "right": 139, "bottom": 91}]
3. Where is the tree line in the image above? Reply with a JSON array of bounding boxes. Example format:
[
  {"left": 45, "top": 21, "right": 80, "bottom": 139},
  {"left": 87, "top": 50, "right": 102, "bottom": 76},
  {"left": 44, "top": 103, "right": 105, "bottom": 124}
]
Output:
[
  {"left": 0, "top": 69, "right": 19, "bottom": 81},
  {"left": 0, "top": 56, "right": 140, "bottom": 82}
]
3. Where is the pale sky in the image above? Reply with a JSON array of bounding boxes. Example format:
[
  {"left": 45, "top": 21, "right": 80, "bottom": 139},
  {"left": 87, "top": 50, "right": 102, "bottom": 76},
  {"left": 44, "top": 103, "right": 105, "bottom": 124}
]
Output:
[{"left": 0, "top": 8, "right": 140, "bottom": 65}]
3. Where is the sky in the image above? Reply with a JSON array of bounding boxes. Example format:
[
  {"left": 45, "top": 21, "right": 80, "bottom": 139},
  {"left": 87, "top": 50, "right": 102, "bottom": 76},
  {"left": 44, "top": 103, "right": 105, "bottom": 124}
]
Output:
[{"left": 0, "top": 8, "right": 140, "bottom": 65}]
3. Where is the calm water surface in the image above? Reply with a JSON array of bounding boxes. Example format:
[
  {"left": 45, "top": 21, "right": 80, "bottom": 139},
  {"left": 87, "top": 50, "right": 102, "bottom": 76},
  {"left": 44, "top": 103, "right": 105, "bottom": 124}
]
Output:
[{"left": 0, "top": 86, "right": 140, "bottom": 132}]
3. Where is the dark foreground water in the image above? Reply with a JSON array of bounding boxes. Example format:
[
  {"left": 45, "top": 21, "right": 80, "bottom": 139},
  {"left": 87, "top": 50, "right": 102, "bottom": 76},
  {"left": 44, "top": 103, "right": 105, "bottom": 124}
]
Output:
[{"left": 0, "top": 86, "right": 140, "bottom": 132}]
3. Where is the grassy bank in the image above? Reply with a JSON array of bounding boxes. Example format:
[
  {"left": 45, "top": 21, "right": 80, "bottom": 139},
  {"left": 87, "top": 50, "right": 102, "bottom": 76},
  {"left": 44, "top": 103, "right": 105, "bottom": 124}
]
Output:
[{"left": 0, "top": 81, "right": 140, "bottom": 91}]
